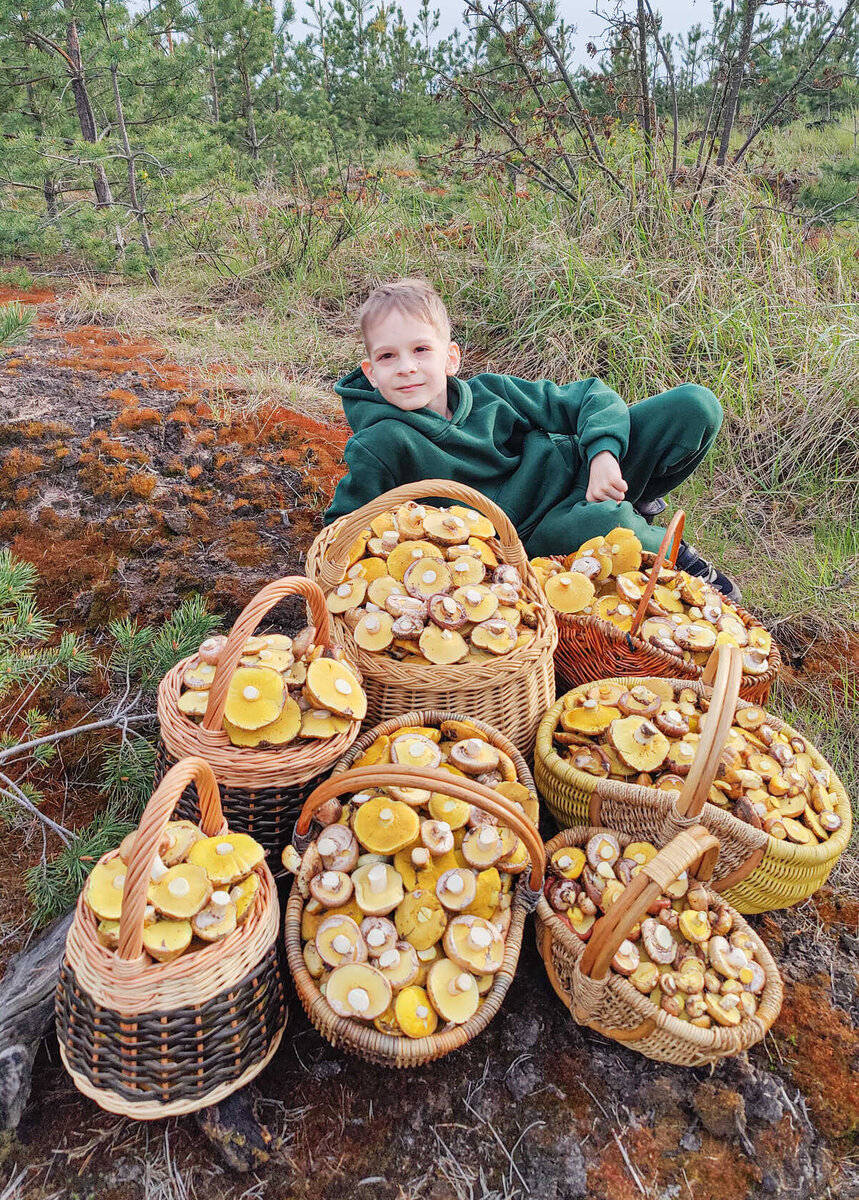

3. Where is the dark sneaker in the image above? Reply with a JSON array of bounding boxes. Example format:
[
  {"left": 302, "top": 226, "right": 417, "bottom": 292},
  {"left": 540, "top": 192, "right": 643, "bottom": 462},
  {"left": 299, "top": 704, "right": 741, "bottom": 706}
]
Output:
[
  {"left": 676, "top": 540, "right": 743, "bottom": 604},
  {"left": 633, "top": 497, "right": 667, "bottom": 524}
]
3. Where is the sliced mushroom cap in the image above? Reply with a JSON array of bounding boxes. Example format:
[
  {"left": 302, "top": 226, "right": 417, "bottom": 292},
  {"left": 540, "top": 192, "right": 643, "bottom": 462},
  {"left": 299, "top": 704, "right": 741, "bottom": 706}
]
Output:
[
  {"left": 325, "top": 962, "right": 392, "bottom": 1020},
  {"left": 449, "top": 738, "right": 501, "bottom": 776},
  {"left": 188, "top": 833, "right": 265, "bottom": 887},
  {"left": 545, "top": 878, "right": 580, "bottom": 913},
  {"left": 426, "top": 959, "right": 479, "bottom": 1024},
  {"left": 443, "top": 915, "right": 505, "bottom": 975},
  {"left": 611, "top": 939, "right": 641, "bottom": 976},
  {"left": 352, "top": 863, "right": 405, "bottom": 916},
  {"left": 470, "top": 618, "right": 517, "bottom": 655},
  {"left": 567, "top": 905, "right": 597, "bottom": 940},
  {"left": 375, "top": 941, "right": 420, "bottom": 992},
  {"left": 395, "top": 984, "right": 439, "bottom": 1038},
  {"left": 436, "top": 868, "right": 478, "bottom": 912},
  {"left": 360, "top": 916, "right": 399, "bottom": 957},
  {"left": 316, "top": 824, "right": 359, "bottom": 873},
  {"left": 316, "top": 913, "right": 369, "bottom": 967},
  {"left": 191, "top": 891, "right": 238, "bottom": 942},
  {"left": 617, "top": 686, "right": 662, "bottom": 718},
  {"left": 585, "top": 832, "right": 621, "bottom": 871},
  {"left": 640, "top": 917, "right": 678, "bottom": 965},
  {"left": 143, "top": 918, "right": 193, "bottom": 963},
  {"left": 310, "top": 869, "right": 355, "bottom": 908},
  {"left": 629, "top": 961, "right": 660, "bottom": 993},
  {"left": 149, "top": 863, "right": 213, "bottom": 920}
]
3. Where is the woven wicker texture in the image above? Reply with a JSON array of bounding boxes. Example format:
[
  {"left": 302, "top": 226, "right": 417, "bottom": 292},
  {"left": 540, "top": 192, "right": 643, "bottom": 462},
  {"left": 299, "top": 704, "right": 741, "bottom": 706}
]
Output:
[
  {"left": 56, "top": 757, "right": 287, "bottom": 1118},
  {"left": 304, "top": 480, "right": 558, "bottom": 755},
  {"left": 154, "top": 739, "right": 314, "bottom": 861},
  {"left": 157, "top": 576, "right": 361, "bottom": 790},
  {"left": 535, "top": 824, "right": 784, "bottom": 1065},
  {"left": 535, "top": 646, "right": 852, "bottom": 914},
  {"left": 551, "top": 512, "right": 780, "bottom": 706},
  {"left": 332, "top": 709, "right": 538, "bottom": 824},
  {"left": 285, "top": 763, "right": 545, "bottom": 1067}
]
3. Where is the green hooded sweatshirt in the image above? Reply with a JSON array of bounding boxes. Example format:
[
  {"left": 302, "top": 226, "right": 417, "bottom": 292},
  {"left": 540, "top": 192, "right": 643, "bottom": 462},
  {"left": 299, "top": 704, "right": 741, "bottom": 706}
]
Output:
[{"left": 324, "top": 367, "right": 630, "bottom": 544}]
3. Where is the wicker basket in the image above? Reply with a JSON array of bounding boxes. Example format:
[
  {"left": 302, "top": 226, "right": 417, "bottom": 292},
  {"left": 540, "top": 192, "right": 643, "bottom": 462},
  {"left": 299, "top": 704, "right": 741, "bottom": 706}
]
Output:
[
  {"left": 284, "top": 764, "right": 545, "bottom": 1067},
  {"left": 536, "top": 823, "right": 783, "bottom": 1065},
  {"left": 56, "top": 757, "right": 286, "bottom": 1118},
  {"left": 535, "top": 645, "right": 853, "bottom": 914},
  {"left": 552, "top": 511, "right": 781, "bottom": 706},
  {"left": 305, "top": 480, "right": 557, "bottom": 756},
  {"left": 156, "top": 576, "right": 362, "bottom": 858},
  {"left": 333, "top": 709, "right": 540, "bottom": 826}
]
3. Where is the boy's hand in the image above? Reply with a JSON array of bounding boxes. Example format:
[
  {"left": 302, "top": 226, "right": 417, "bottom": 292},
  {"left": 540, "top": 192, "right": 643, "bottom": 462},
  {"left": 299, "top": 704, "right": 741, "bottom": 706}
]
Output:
[{"left": 586, "top": 451, "right": 628, "bottom": 503}]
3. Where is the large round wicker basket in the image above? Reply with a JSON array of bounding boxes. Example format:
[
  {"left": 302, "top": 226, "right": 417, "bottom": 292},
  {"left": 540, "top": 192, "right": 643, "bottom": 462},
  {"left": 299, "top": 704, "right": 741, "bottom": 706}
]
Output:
[
  {"left": 535, "top": 823, "right": 783, "bottom": 1065},
  {"left": 284, "top": 764, "right": 545, "bottom": 1067},
  {"left": 156, "top": 576, "right": 362, "bottom": 858},
  {"left": 535, "top": 645, "right": 852, "bottom": 913},
  {"left": 551, "top": 512, "right": 780, "bottom": 706},
  {"left": 56, "top": 757, "right": 286, "bottom": 1118},
  {"left": 305, "top": 480, "right": 557, "bottom": 756}
]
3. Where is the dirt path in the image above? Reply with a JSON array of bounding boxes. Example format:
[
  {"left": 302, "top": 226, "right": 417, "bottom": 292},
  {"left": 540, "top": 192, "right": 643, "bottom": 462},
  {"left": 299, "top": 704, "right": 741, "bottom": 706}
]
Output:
[{"left": 1, "top": 283, "right": 857, "bottom": 1200}]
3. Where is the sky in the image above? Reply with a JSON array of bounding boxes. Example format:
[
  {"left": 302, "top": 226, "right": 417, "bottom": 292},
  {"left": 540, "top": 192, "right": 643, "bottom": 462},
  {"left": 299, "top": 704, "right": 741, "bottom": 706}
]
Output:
[{"left": 288, "top": 0, "right": 709, "bottom": 64}]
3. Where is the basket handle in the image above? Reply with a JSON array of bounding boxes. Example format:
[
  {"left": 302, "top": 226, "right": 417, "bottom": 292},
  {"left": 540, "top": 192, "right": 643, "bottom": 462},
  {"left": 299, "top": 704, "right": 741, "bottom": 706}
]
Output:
[
  {"left": 579, "top": 824, "right": 721, "bottom": 981},
  {"left": 316, "top": 480, "right": 527, "bottom": 589},
  {"left": 117, "top": 756, "right": 225, "bottom": 962},
  {"left": 629, "top": 510, "right": 686, "bottom": 639},
  {"left": 202, "top": 576, "right": 330, "bottom": 732},
  {"left": 295, "top": 764, "right": 545, "bottom": 892},
  {"left": 673, "top": 642, "right": 743, "bottom": 819}
]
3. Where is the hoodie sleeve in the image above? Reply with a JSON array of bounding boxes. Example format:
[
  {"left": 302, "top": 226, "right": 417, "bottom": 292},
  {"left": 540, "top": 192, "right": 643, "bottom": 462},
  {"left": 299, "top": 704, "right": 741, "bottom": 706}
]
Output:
[
  {"left": 323, "top": 437, "right": 398, "bottom": 526},
  {"left": 498, "top": 374, "right": 630, "bottom": 464}
]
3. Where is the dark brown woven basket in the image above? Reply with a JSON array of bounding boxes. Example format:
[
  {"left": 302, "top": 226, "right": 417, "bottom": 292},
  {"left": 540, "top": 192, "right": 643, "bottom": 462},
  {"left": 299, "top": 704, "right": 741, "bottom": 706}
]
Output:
[
  {"left": 551, "top": 512, "right": 780, "bottom": 706},
  {"left": 56, "top": 757, "right": 287, "bottom": 1118},
  {"left": 154, "top": 739, "right": 315, "bottom": 865}
]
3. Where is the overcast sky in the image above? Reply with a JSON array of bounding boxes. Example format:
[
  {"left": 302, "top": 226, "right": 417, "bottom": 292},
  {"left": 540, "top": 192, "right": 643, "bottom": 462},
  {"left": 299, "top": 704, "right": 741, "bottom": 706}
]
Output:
[{"left": 288, "top": 1, "right": 709, "bottom": 64}]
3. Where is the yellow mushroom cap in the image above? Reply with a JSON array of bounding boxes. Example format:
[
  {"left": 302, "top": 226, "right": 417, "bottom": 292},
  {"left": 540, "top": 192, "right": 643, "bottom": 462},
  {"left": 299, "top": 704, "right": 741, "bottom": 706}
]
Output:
[
  {"left": 187, "top": 833, "right": 265, "bottom": 886},
  {"left": 223, "top": 666, "right": 285, "bottom": 731}
]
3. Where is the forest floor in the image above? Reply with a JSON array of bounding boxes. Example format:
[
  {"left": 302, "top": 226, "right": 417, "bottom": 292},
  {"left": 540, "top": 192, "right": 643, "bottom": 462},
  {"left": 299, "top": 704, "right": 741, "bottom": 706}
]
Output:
[{"left": 1, "top": 280, "right": 858, "bottom": 1200}]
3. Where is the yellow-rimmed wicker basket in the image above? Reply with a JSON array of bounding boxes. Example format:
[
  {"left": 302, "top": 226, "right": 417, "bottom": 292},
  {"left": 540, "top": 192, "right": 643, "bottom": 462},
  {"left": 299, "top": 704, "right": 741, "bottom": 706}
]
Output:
[
  {"left": 284, "top": 764, "right": 545, "bottom": 1067},
  {"left": 535, "top": 823, "right": 783, "bottom": 1065},
  {"left": 306, "top": 480, "right": 557, "bottom": 756},
  {"left": 535, "top": 645, "right": 852, "bottom": 913},
  {"left": 332, "top": 709, "right": 539, "bottom": 826},
  {"left": 551, "top": 511, "right": 781, "bottom": 705},
  {"left": 156, "top": 576, "right": 362, "bottom": 858},
  {"left": 56, "top": 757, "right": 286, "bottom": 1118}
]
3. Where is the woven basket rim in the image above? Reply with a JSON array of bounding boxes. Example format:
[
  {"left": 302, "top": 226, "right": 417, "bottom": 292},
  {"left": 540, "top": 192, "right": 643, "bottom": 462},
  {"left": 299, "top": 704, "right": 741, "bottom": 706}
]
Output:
[
  {"left": 332, "top": 708, "right": 537, "bottom": 796},
  {"left": 285, "top": 880, "right": 530, "bottom": 1064},
  {"left": 536, "top": 675, "right": 853, "bottom": 868},
  {"left": 158, "top": 653, "right": 361, "bottom": 787},
  {"left": 536, "top": 824, "right": 783, "bottom": 1053},
  {"left": 550, "top": 547, "right": 781, "bottom": 691},
  {"left": 64, "top": 855, "right": 280, "bottom": 1013}
]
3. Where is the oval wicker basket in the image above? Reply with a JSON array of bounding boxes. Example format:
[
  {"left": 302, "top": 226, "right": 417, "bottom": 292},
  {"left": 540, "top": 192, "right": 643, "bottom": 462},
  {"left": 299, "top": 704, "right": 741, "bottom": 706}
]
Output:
[
  {"left": 284, "top": 764, "right": 545, "bottom": 1067},
  {"left": 551, "top": 511, "right": 781, "bottom": 706},
  {"left": 305, "top": 480, "right": 557, "bottom": 756},
  {"left": 535, "top": 823, "right": 784, "bottom": 1065},
  {"left": 332, "top": 709, "right": 539, "bottom": 826},
  {"left": 535, "top": 645, "right": 852, "bottom": 914},
  {"left": 156, "top": 576, "right": 362, "bottom": 857},
  {"left": 56, "top": 757, "right": 286, "bottom": 1118}
]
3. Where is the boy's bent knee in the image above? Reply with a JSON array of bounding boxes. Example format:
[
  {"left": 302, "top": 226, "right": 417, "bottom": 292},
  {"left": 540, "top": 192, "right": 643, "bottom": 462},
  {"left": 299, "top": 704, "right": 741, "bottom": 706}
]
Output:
[{"left": 675, "top": 384, "right": 722, "bottom": 437}]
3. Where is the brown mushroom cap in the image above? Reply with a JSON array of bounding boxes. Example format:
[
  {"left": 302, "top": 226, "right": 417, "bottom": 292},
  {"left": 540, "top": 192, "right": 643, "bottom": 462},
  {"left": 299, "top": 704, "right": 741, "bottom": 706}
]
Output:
[
  {"left": 191, "top": 891, "right": 238, "bottom": 942},
  {"left": 449, "top": 738, "right": 501, "bottom": 776},
  {"left": 585, "top": 832, "right": 621, "bottom": 871},
  {"left": 443, "top": 915, "right": 505, "bottom": 974},
  {"left": 316, "top": 913, "right": 369, "bottom": 967},
  {"left": 640, "top": 917, "right": 678, "bottom": 965},
  {"left": 375, "top": 941, "right": 420, "bottom": 992},
  {"left": 316, "top": 824, "right": 359, "bottom": 873},
  {"left": 461, "top": 825, "right": 507, "bottom": 869},
  {"left": 420, "top": 818, "right": 455, "bottom": 856},
  {"left": 611, "top": 938, "right": 641, "bottom": 976},
  {"left": 360, "top": 916, "right": 399, "bottom": 957},
  {"left": 436, "top": 868, "right": 478, "bottom": 912},
  {"left": 310, "top": 869, "right": 355, "bottom": 908}
]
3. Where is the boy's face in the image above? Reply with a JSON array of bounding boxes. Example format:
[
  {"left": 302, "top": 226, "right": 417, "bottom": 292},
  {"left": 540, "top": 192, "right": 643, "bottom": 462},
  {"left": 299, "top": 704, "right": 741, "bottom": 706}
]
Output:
[{"left": 362, "top": 311, "right": 460, "bottom": 414}]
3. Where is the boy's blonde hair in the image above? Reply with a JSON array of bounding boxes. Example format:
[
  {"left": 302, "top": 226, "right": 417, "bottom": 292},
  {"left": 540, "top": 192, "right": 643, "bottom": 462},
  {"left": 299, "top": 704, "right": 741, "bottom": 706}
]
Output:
[{"left": 359, "top": 278, "right": 451, "bottom": 348}]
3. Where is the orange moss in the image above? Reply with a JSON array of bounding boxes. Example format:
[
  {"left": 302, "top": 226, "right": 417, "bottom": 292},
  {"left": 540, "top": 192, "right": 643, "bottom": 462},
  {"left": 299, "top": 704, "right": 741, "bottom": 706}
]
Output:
[
  {"left": 811, "top": 886, "right": 859, "bottom": 930},
  {"left": 129, "top": 472, "right": 156, "bottom": 499},
  {"left": 0, "top": 510, "right": 28, "bottom": 537},
  {"left": 187, "top": 465, "right": 203, "bottom": 480},
  {"left": 111, "top": 407, "right": 162, "bottom": 433},
  {"left": 223, "top": 520, "right": 270, "bottom": 567},
  {"left": 0, "top": 448, "right": 45, "bottom": 479},
  {"left": 105, "top": 387, "right": 139, "bottom": 405},
  {"left": 775, "top": 976, "right": 859, "bottom": 1137}
]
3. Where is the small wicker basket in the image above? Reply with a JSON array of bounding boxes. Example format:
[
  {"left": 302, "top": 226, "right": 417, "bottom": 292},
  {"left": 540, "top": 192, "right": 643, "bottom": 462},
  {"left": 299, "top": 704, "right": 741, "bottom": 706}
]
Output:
[
  {"left": 56, "top": 757, "right": 286, "bottom": 1118},
  {"left": 551, "top": 512, "right": 781, "bottom": 705},
  {"left": 156, "top": 576, "right": 362, "bottom": 858},
  {"left": 305, "top": 480, "right": 557, "bottom": 756},
  {"left": 535, "top": 823, "right": 784, "bottom": 1065},
  {"left": 535, "top": 645, "right": 852, "bottom": 913},
  {"left": 284, "top": 764, "right": 545, "bottom": 1067},
  {"left": 333, "top": 709, "right": 539, "bottom": 826}
]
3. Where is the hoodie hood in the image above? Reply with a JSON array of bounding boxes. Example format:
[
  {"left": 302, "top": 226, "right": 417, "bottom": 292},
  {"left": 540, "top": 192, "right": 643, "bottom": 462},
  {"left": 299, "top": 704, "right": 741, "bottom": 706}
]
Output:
[{"left": 335, "top": 366, "right": 473, "bottom": 438}]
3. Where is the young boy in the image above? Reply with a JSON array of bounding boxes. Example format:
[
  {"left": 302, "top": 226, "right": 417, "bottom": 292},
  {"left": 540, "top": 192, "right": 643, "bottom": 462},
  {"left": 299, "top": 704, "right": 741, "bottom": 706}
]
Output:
[{"left": 324, "top": 278, "right": 740, "bottom": 600}]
